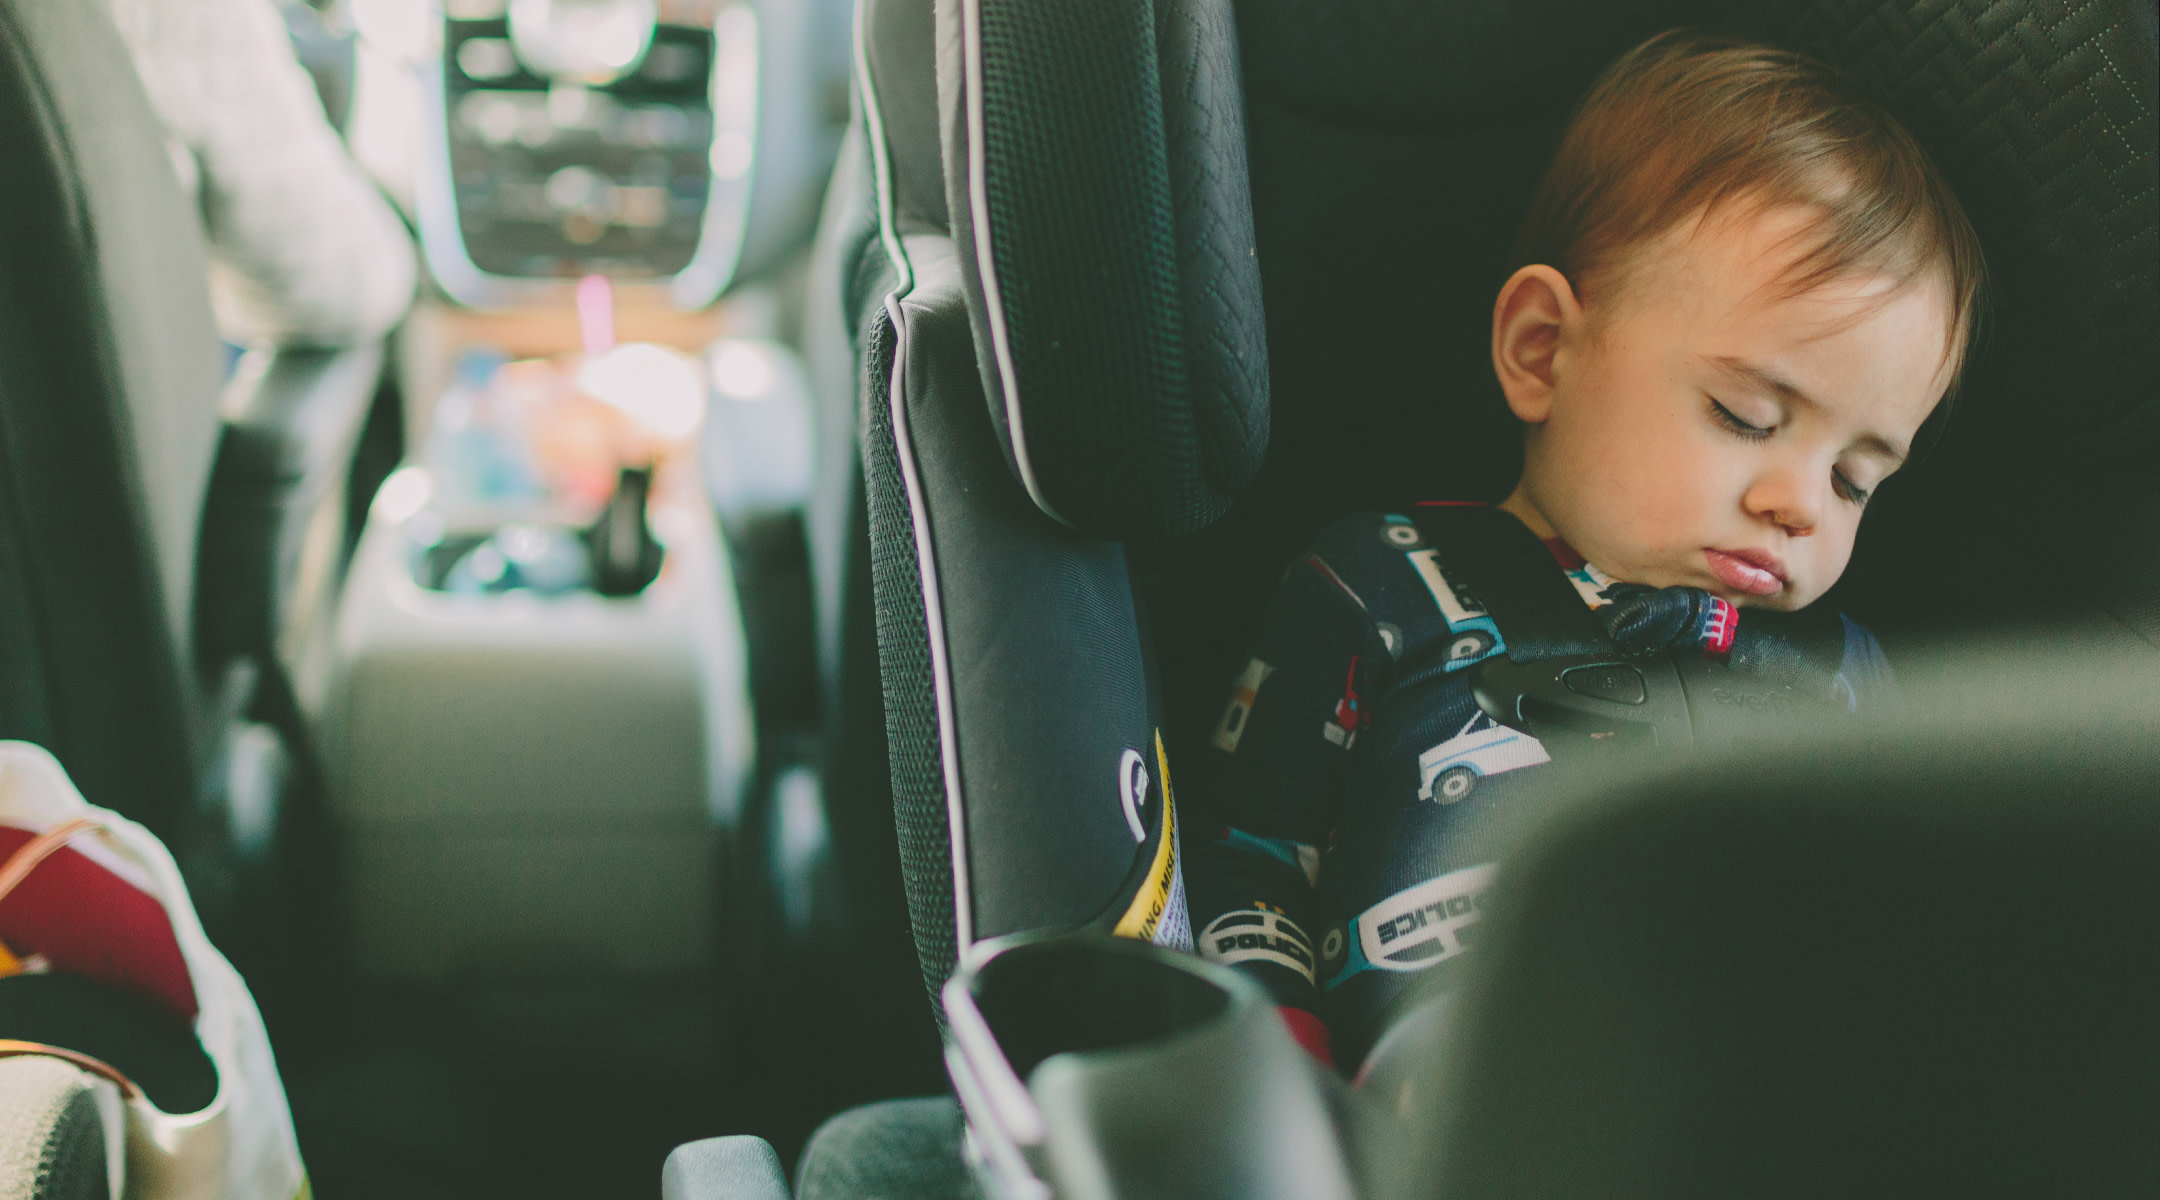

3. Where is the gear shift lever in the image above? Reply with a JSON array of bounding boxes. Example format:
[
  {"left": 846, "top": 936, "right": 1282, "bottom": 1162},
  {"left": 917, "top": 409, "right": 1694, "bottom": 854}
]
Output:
[{"left": 586, "top": 465, "right": 663, "bottom": 595}]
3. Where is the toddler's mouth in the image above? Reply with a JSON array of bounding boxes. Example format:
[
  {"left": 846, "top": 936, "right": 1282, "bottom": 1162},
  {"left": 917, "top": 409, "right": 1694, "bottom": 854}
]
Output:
[{"left": 1704, "top": 548, "right": 1787, "bottom": 596}]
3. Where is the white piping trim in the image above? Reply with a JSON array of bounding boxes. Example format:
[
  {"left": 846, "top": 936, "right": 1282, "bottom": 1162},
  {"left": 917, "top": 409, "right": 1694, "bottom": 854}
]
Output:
[
  {"left": 960, "top": 0, "right": 1070, "bottom": 528},
  {"left": 942, "top": 975, "right": 1047, "bottom": 1146},
  {"left": 856, "top": 0, "right": 974, "bottom": 952}
]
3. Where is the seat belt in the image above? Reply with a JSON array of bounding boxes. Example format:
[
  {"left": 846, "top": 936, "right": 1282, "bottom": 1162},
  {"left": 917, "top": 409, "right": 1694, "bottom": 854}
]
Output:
[{"left": 1409, "top": 505, "right": 1851, "bottom": 762}]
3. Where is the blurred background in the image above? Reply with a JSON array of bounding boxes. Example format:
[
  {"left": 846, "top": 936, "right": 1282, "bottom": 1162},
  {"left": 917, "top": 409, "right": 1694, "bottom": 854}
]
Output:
[{"left": 186, "top": 1, "right": 934, "bottom": 1193}]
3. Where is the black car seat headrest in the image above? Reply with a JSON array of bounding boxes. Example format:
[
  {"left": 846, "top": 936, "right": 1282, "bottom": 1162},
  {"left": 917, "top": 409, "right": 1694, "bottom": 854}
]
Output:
[{"left": 933, "top": 0, "right": 1268, "bottom": 539}]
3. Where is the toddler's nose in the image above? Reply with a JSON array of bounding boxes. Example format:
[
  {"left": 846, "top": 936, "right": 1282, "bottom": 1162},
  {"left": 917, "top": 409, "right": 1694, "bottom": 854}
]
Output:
[{"left": 1744, "top": 469, "right": 1820, "bottom": 537}]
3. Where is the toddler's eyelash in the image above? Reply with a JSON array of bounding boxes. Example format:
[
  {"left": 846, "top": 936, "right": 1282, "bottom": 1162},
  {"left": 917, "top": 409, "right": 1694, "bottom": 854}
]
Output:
[
  {"left": 1709, "top": 399, "right": 1773, "bottom": 439},
  {"left": 1711, "top": 397, "right": 1871, "bottom": 506}
]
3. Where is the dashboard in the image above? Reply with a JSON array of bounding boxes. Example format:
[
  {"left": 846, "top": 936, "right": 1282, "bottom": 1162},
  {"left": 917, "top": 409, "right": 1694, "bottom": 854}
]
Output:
[
  {"left": 414, "top": 0, "right": 756, "bottom": 308},
  {"left": 444, "top": 19, "right": 711, "bottom": 277}
]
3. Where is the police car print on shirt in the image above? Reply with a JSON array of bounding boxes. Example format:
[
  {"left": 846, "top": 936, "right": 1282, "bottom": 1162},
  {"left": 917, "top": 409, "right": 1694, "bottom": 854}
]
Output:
[
  {"left": 1189, "top": 508, "right": 1896, "bottom": 1064},
  {"left": 1322, "top": 656, "right": 1364, "bottom": 748},
  {"left": 1212, "top": 658, "right": 1276, "bottom": 754},
  {"left": 1216, "top": 826, "right": 1322, "bottom": 888},
  {"left": 1374, "top": 621, "right": 1404, "bottom": 659},
  {"left": 1325, "top": 863, "right": 1496, "bottom": 989},
  {"left": 1199, "top": 906, "right": 1319, "bottom": 986},
  {"left": 1566, "top": 566, "right": 1608, "bottom": 605},
  {"left": 1415, "top": 712, "right": 1552, "bottom": 804},
  {"left": 1382, "top": 515, "right": 1505, "bottom": 669}
]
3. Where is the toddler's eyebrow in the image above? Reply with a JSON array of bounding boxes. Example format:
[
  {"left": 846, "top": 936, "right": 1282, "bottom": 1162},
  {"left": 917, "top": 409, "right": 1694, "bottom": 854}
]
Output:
[
  {"left": 1707, "top": 355, "right": 1908, "bottom": 464},
  {"left": 1709, "top": 355, "right": 1812, "bottom": 407}
]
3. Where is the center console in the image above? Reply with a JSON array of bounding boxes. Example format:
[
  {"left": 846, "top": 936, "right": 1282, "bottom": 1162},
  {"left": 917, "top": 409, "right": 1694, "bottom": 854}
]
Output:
[
  {"left": 324, "top": 342, "right": 757, "bottom": 1066},
  {"left": 328, "top": 0, "right": 835, "bottom": 1069}
]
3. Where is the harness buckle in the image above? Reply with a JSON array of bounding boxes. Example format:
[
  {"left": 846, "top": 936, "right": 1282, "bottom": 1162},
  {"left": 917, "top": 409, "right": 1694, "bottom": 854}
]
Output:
[{"left": 1467, "top": 651, "right": 1695, "bottom": 759}]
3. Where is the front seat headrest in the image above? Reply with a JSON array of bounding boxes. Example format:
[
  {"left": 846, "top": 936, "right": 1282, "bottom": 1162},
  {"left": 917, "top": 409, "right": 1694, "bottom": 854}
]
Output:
[{"left": 935, "top": 0, "right": 1269, "bottom": 540}]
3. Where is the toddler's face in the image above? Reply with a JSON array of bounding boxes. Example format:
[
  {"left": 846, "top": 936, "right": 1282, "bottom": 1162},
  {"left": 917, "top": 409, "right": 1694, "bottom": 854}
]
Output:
[{"left": 1496, "top": 204, "right": 1953, "bottom": 611}]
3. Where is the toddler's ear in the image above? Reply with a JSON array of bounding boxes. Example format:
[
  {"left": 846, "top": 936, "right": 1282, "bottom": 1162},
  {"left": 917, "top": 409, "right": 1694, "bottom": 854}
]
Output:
[{"left": 1491, "top": 264, "right": 1580, "bottom": 424}]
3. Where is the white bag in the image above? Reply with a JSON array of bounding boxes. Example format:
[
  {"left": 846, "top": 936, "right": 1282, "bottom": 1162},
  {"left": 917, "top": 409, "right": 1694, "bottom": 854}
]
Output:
[{"left": 0, "top": 741, "right": 308, "bottom": 1200}]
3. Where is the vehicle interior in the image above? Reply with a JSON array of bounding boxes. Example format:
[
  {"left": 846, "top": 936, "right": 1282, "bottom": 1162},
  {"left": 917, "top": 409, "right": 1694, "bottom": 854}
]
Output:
[{"left": 0, "top": 0, "right": 2152, "bottom": 1197}]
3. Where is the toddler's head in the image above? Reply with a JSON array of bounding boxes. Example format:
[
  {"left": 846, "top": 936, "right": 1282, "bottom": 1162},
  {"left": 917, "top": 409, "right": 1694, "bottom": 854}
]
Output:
[{"left": 1493, "top": 31, "right": 1985, "bottom": 611}]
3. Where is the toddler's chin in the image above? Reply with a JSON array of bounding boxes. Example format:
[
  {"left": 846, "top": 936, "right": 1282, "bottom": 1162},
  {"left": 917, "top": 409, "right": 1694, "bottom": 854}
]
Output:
[{"left": 1728, "top": 585, "right": 1815, "bottom": 613}]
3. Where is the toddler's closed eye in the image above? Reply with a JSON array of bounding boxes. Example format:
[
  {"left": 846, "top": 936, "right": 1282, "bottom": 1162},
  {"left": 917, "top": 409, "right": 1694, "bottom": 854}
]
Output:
[
  {"left": 1708, "top": 397, "right": 1773, "bottom": 439},
  {"left": 1832, "top": 469, "right": 1871, "bottom": 505}
]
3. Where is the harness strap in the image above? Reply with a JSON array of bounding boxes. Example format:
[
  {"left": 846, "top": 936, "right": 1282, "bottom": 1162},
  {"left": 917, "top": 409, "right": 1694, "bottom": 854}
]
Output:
[
  {"left": 1410, "top": 504, "right": 1851, "bottom": 754},
  {"left": 1409, "top": 505, "right": 1611, "bottom": 661}
]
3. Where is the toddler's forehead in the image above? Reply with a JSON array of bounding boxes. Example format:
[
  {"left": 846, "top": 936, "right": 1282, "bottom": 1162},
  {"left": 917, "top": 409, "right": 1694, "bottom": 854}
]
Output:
[
  {"left": 1605, "top": 201, "right": 1945, "bottom": 334},
  {"left": 1613, "top": 201, "right": 1831, "bottom": 293},
  {"left": 1587, "top": 204, "right": 1957, "bottom": 419}
]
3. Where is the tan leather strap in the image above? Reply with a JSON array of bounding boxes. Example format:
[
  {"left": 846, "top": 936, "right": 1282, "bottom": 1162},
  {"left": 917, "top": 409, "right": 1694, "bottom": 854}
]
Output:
[
  {"left": 0, "top": 1038, "right": 138, "bottom": 1098},
  {"left": 0, "top": 816, "right": 101, "bottom": 906}
]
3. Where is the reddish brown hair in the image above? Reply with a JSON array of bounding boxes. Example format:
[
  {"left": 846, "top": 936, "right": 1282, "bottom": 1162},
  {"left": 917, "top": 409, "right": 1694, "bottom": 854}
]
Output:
[{"left": 1514, "top": 30, "right": 1987, "bottom": 395}]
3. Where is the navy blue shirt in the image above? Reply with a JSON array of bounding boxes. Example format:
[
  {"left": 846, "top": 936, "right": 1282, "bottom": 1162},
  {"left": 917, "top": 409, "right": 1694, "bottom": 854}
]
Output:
[{"left": 1183, "top": 509, "right": 1896, "bottom": 1067}]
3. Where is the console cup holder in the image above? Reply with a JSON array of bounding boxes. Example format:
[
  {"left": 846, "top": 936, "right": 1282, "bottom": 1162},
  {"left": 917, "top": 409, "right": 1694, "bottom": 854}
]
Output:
[
  {"left": 943, "top": 932, "right": 1361, "bottom": 1200},
  {"left": 407, "top": 466, "right": 667, "bottom": 597}
]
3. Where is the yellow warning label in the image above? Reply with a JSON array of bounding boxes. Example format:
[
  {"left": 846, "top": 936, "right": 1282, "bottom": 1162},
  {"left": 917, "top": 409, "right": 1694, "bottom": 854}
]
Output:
[{"left": 1114, "top": 732, "right": 1178, "bottom": 943}]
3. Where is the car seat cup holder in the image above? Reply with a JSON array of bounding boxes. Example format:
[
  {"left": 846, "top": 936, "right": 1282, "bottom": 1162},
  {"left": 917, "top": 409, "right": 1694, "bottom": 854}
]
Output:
[{"left": 943, "top": 932, "right": 1359, "bottom": 1200}]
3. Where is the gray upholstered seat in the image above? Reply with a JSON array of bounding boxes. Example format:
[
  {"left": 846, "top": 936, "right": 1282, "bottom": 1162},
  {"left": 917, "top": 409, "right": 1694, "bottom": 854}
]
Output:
[{"left": 0, "top": 0, "right": 234, "bottom": 834}]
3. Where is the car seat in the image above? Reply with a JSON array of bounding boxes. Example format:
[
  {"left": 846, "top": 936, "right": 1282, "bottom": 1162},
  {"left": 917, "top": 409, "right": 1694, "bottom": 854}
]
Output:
[
  {"left": 824, "top": 0, "right": 1270, "bottom": 1014},
  {"left": 825, "top": 0, "right": 2156, "bottom": 1011},
  {"left": 0, "top": 0, "right": 231, "bottom": 837}
]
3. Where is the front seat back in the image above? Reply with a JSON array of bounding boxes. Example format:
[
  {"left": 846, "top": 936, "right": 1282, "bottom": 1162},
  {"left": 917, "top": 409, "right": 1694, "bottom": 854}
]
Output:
[
  {"left": 0, "top": 0, "right": 232, "bottom": 836},
  {"left": 1408, "top": 659, "right": 2160, "bottom": 1199}
]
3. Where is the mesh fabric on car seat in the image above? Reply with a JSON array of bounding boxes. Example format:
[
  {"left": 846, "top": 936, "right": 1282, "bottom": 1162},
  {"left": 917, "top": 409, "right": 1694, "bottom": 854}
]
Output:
[
  {"left": 939, "top": 0, "right": 1268, "bottom": 538},
  {"left": 858, "top": 291, "right": 960, "bottom": 1001}
]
